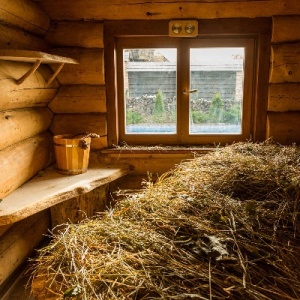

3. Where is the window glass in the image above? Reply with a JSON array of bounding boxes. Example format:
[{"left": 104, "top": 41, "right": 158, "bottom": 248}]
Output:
[
  {"left": 117, "top": 37, "right": 256, "bottom": 145},
  {"left": 189, "top": 47, "right": 244, "bottom": 135},
  {"left": 123, "top": 48, "right": 177, "bottom": 134}
]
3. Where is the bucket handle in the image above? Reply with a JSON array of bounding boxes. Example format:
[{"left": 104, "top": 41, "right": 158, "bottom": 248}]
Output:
[{"left": 66, "top": 132, "right": 101, "bottom": 149}]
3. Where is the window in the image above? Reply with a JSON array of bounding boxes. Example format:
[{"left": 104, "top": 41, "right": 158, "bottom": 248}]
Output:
[{"left": 105, "top": 19, "right": 271, "bottom": 146}]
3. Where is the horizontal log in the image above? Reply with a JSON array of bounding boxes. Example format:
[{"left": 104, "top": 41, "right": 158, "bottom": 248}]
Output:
[
  {"left": 0, "top": 61, "right": 59, "bottom": 111},
  {"left": 109, "top": 174, "right": 146, "bottom": 192},
  {"left": 50, "top": 185, "right": 108, "bottom": 228},
  {"left": 50, "top": 48, "right": 104, "bottom": 85},
  {"left": 90, "top": 136, "right": 108, "bottom": 150},
  {"left": 267, "top": 112, "right": 300, "bottom": 144},
  {"left": 46, "top": 21, "right": 104, "bottom": 48},
  {"left": 39, "top": 0, "right": 300, "bottom": 20},
  {"left": 0, "top": 0, "right": 49, "bottom": 36},
  {"left": 272, "top": 16, "right": 300, "bottom": 43},
  {"left": 0, "top": 63, "right": 58, "bottom": 111},
  {"left": 268, "top": 83, "right": 300, "bottom": 111},
  {"left": 0, "top": 88, "right": 57, "bottom": 111},
  {"left": 0, "top": 210, "right": 50, "bottom": 286},
  {"left": 107, "top": 174, "right": 156, "bottom": 203},
  {"left": 270, "top": 43, "right": 300, "bottom": 83},
  {"left": 98, "top": 152, "right": 197, "bottom": 175},
  {"left": 0, "top": 225, "right": 12, "bottom": 238},
  {"left": 105, "top": 19, "right": 270, "bottom": 39},
  {"left": 0, "top": 108, "right": 53, "bottom": 151},
  {"left": 50, "top": 113, "right": 107, "bottom": 136},
  {"left": 41, "top": 0, "right": 280, "bottom": 2},
  {"left": 0, "top": 131, "right": 54, "bottom": 199},
  {"left": 49, "top": 85, "right": 106, "bottom": 113},
  {"left": 0, "top": 24, "right": 48, "bottom": 51}
]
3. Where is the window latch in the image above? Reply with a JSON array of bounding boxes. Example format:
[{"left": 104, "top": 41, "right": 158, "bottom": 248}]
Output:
[{"left": 183, "top": 89, "right": 198, "bottom": 95}]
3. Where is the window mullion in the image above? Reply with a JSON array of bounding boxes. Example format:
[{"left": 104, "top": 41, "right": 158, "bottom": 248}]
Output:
[{"left": 177, "top": 40, "right": 190, "bottom": 143}]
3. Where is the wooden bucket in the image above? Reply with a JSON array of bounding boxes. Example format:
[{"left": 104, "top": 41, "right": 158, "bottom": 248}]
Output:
[{"left": 53, "top": 134, "right": 91, "bottom": 175}]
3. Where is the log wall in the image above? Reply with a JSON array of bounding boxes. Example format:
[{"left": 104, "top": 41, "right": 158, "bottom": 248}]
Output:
[
  {"left": 38, "top": 1, "right": 300, "bottom": 192},
  {"left": 0, "top": 210, "right": 50, "bottom": 287},
  {"left": 38, "top": 0, "right": 300, "bottom": 20},
  {"left": 39, "top": 1, "right": 300, "bottom": 151},
  {"left": 267, "top": 15, "right": 300, "bottom": 144},
  {"left": 0, "top": 0, "right": 56, "bottom": 288},
  {"left": 2, "top": 0, "right": 300, "bottom": 292},
  {"left": 46, "top": 21, "right": 107, "bottom": 150}
]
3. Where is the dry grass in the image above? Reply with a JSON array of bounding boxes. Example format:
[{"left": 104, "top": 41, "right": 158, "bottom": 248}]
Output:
[{"left": 30, "top": 141, "right": 300, "bottom": 299}]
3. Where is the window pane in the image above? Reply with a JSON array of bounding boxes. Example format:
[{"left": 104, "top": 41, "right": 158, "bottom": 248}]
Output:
[
  {"left": 189, "top": 48, "right": 244, "bottom": 134},
  {"left": 123, "top": 49, "right": 177, "bottom": 134}
]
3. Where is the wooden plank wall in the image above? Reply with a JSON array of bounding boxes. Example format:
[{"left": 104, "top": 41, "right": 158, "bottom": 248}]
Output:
[
  {"left": 268, "top": 16, "right": 300, "bottom": 144},
  {"left": 0, "top": 0, "right": 56, "bottom": 287}
]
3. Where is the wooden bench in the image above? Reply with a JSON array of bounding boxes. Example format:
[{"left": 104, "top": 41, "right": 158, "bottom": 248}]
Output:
[{"left": 0, "top": 163, "right": 132, "bottom": 226}]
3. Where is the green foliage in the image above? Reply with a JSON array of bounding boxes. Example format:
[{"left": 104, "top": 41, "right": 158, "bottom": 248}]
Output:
[
  {"left": 223, "top": 105, "right": 241, "bottom": 124},
  {"left": 153, "top": 89, "right": 166, "bottom": 123},
  {"left": 209, "top": 92, "right": 224, "bottom": 123},
  {"left": 192, "top": 94, "right": 241, "bottom": 125},
  {"left": 191, "top": 111, "right": 209, "bottom": 124},
  {"left": 126, "top": 110, "right": 144, "bottom": 124}
]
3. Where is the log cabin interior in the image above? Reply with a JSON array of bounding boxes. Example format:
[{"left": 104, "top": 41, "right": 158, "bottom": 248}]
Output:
[{"left": 1, "top": 0, "right": 300, "bottom": 298}]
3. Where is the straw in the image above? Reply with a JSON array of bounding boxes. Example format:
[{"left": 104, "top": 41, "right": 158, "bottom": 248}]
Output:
[{"left": 29, "top": 141, "right": 300, "bottom": 299}]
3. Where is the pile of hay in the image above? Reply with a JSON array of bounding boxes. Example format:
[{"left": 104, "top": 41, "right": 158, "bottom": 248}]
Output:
[{"left": 30, "top": 141, "right": 300, "bottom": 299}]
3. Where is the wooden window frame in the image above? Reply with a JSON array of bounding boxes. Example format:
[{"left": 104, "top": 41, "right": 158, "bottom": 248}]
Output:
[{"left": 104, "top": 19, "right": 271, "bottom": 147}]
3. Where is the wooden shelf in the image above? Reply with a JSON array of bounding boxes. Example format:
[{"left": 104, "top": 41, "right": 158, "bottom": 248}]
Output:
[
  {"left": 0, "top": 49, "right": 78, "bottom": 85},
  {"left": 0, "top": 49, "right": 78, "bottom": 64},
  {"left": 0, "top": 163, "right": 132, "bottom": 226}
]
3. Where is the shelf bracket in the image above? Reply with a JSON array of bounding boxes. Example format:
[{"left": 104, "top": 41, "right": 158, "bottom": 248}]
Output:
[
  {"left": 46, "top": 63, "right": 65, "bottom": 86},
  {"left": 16, "top": 61, "right": 65, "bottom": 86},
  {"left": 16, "top": 59, "right": 42, "bottom": 85},
  {"left": 0, "top": 49, "right": 79, "bottom": 86}
]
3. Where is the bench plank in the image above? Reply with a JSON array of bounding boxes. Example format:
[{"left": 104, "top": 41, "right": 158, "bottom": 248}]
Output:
[{"left": 0, "top": 163, "right": 132, "bottom": 225}]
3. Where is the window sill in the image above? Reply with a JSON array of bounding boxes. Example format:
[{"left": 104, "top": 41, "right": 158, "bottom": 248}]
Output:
[
  {"left": 100, "top": 145, "right": 217, "bottom": 155},
  {"left": 99, "top": 146, "right": 216, "bottom": 176}
]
